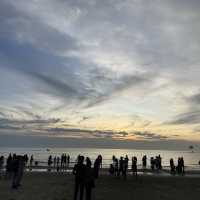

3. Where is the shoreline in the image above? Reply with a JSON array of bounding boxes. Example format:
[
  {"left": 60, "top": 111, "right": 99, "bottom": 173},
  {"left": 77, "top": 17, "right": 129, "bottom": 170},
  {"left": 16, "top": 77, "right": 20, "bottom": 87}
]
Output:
[{"left": 2, "top": 167, "right": 200, "bottom": 177}]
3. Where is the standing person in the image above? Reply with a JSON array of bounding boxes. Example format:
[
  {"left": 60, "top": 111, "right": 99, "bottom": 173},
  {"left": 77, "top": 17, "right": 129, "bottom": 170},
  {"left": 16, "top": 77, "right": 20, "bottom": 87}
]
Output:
[
  {"left": 150, "top": 157, "right": 155, "bottom": 170},
  {"left": 24, "top": 154, "right": 29, "bottom": 165},
  {"left": 122, "top": 158, "right": 127, "bottom": 180},
  {"left": 112, "top": 155, "right": 116, "bottom": 164},
  {"left": 132, "top": 157, "right": 137, "bottom": 178},
  {"left": 12, "top": 155, "right": 25, "bottom": 189},
  {"left": 85, "top": 157, "right": 95, "bottom": 200},
  {"left": 53, "top": 156, "right": 57, "bottom": 169},
  {"left": 170, "top": 158, "right": 175, "bottom": 174},
  {"left": 142, "top": 155, "right": 147, "bottom": 169},
  {"left": 48, "top": 155, "right": 53, "bottom": 172},
  {"left": 73, "top": 156, "right": 86, "bottom": 200},
  {"left": 93, "top": 157, "right": 101, "bottom": 179},
  {"left": 118, "top": 157, "right": 124, "bottom": 177},
  {"left": 158, "top": 155, "right": 162, "bottom": 170},
  {"left": 114, "top": 158, "right": 118, "bottom": 176},
  {"left": 180, "top": 157, "right": 185, "bottom": 174},
  {"left": 98, "top": 155, "right": 102, "bottom": 168},
  {"left": 0, "top": 156, "right": 4, "bottom": 179},
  {"left": 6, "top": 153, "right": 13, "bottom": 179},
  {"left": 56, "top": 156, "right": 60, "bottom": 172},
  {"left": 177, "top": 157, "right": 185, "bottom": 174},
  {"left": 125, "top": 155, "right": 129, "bottom": 171},
  {"left": 63, "top": 154, "right": 67, "bottom": 170},
  {"left": 67, "top": 155, "right": 70, "bottom": 168},
  {"left": 30, "top": 155, "right": 34, "bottom": 171}
]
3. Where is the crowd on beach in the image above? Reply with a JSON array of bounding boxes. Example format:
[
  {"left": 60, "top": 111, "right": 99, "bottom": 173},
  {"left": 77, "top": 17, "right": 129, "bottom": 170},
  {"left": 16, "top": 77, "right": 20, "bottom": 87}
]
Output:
[
  {"left": 108, "top": 155, "right": 185, "bottom": 179},
  {"left": 0, "top": 152, "right": 186, "bottom": 197}
]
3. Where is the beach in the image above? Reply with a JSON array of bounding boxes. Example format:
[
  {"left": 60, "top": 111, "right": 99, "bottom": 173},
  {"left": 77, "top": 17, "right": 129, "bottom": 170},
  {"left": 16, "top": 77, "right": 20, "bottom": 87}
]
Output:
[{"left": 0, "top": 172, "right": 200, "bottom": 200}]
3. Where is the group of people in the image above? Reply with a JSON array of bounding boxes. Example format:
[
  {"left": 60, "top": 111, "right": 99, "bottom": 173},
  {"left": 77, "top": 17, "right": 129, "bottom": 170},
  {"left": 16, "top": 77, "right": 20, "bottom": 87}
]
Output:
[
  {"left": 108, "top": 154, "right": 166, "bottom": 178},
  {"left": 150, "top": 155, "right": 162, "bottom": 170},
  {"left": 47, "top": 154, "right": 70, "bottom": 172},
  {"left": 170, "top": 157, "right": 185, "bottom": 174},
  {"left": 73, "top": 155, "right": 102, "bottom": 200},
  {"left": 109, "top": 155, "right": 130, "bottom": 179},
  {"left": 0, "top": 154, "right": 27, "bottom": 189},
  {"left": 109, "top": 155, "right": 149, "bottom": 179}
]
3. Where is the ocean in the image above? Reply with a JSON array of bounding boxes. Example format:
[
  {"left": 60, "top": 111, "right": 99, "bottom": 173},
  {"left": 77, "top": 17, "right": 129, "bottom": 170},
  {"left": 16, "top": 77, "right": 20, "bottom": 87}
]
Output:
[{"left": 0, "top": 147, "right": 200, "bottom": 169}]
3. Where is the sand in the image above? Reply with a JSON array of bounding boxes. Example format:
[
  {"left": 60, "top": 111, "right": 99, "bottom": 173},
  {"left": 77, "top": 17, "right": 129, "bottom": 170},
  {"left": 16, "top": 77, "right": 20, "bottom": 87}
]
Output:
[{"left": 0, "top": 172, "right": 200, "bottom": 200}]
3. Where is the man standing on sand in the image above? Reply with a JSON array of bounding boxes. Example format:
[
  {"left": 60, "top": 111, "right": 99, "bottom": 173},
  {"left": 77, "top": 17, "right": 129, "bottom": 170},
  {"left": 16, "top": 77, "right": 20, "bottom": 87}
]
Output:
[{"left": 73, "top": 156, "right": 86, "bottom": 200}]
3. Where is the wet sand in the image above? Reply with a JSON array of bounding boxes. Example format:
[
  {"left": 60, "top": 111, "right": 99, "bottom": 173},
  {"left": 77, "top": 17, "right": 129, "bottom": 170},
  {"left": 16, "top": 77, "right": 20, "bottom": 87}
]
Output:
[{"left": 0, "top": 172, "right": 200, "bottom": 200}]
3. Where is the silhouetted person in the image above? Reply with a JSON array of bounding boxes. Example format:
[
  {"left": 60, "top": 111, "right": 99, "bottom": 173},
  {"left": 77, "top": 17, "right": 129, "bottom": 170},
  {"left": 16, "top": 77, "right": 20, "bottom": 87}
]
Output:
[
  {"left": 48, "top": 155, "right": 53, "bottom": 171},
  {"left": 170, "top": 158, "right": 175, "bottom": 174},
  {"left": 180, "top": 157, "right": 185, "bottom": 174},
  {"left": 142, "top": 155, "right": 147, "bottom": 169},
  {"left": 56, "top": 156, "right": 60, "bottom": 172},
  {"left": 30, "top": 155, "right": 34, "bottom": 171},
  {"left": 98, "top": 155, "right": 102, "bottom": 168},
  {"left": 112, "top": 155, "right": 116, "bottom": 164},
  {"left": 94, "top": 156, "right": 101, "bottom": 179},
  {"left": 12, "top": 155, "right": 25, "bottom": 189},
  {"left": 53, "top": 156, "right": 57, "bottom": 168},
  {"left": 0, "top": 156, "right": 4, "bottom": 179},
  {"left": 114, "top": 158, "right": 118, "bottom": 176},
  {"left": 73, "top": 156, "right": 86, "bottom": 200},
  {"left": 63, "top": 154, "right": 67, "bottom": 170},
  {"left": 125, "top": 155, "right": 129, "bottom": 171},
  {"left": 85, "top": 157, "right": 95, "bottom": 200},
  {"left": 118, "top": 157, "right": 124, "bottom": 176},
  {"left": 122, "top": 158, "right": 128, "bottom": 179},
  {"left": 150, "top": 157, "right": 155, "bottom": 170},
  {"left": 158, "top": 155, "right": 162, "bottom": 170},
  {"left": 6, "top": 153, "right": 13, "bottom": 179},
  {"left": 24, "top": 154, "right": 28, "bottom": 165},
  {"left": 132, "top": 156, "right": 137, "bottom": 178},
  {"left": 155, "top": 156, "right": 159, "bottom": 170},
  {"left": 67, "top": 155, "right": 70, "bottom": 168}
]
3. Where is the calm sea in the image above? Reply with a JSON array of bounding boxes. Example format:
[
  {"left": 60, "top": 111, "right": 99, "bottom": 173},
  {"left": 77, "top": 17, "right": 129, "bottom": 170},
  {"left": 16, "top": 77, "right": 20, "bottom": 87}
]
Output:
[{"left": 0, "top": 147, "right": 200, "bottom": 169}]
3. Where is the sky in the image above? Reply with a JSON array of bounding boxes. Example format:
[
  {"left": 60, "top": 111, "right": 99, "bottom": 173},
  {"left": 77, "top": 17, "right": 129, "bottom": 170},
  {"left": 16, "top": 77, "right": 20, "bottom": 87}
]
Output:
[{"left": 0, "top": 0, "right": 200, "bottom": 147}]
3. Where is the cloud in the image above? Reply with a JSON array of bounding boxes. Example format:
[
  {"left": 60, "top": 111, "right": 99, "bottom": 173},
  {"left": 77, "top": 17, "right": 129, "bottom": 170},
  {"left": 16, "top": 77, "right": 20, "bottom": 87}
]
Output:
[
  {"left": 46, "top": 127, "right": 129, "bottom": 138},
  {"left": 167, "top": 92, "right": 200, "bottom": 125},
  {"left": 0, "top": 38, "right": 153, "bottom": 108},
  {"left": 186, "top": 92, "right": 200, "bottom": 106},
  {"left": 133, "top": 131, "right": 168, "bottom": 140},
  {"left": 0, "top": 115, "right": 61, "bottom": 133},
  {"left": 167, "top": 111, "right": 200, "bottom": 125}
]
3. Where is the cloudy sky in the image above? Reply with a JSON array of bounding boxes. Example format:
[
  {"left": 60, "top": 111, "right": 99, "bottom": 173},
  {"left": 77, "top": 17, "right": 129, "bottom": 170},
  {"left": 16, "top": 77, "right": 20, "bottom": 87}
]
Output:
[{"left": 0, "top": 0, "right": 200, "bottom": 144}]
